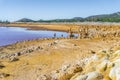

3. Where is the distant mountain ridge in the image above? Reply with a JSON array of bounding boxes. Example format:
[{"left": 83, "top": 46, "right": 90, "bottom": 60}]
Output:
[
  {"left": 16, "top": 12, "right": 120, "bottom": 22},
  {"left": 16, "top": 18, "right": 35, "bottom": 22},
  {"left": 85, "top": 12, "right": 120, "bottom": 22}
]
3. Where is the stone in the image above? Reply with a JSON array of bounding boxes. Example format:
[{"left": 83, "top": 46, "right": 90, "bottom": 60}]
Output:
[
  {"left": 0, "top": 63, "right": 5, "bottom": 69},
  {"left": 73, "top": 44, "right": 77, "bottom": 46},
  {"left": 60, "top": 64, "right": 71, "bottom": 72},
  {"left": 109, "top": 59, "right": 120, "bottom": 80},
  {"left": 109, "top": 67, "right": 116, "bottom": 80},
  {"left": 67, "top": 64, "right": 83, "bottom": 74},
  {"left": 86, "top": 71, "right": 103, "bottom": 80},
  {"left": 71, "top": 71, "right": 103, "bottom": 80},
  {"left": 9, "top": 57, "right": 19, "bottom": 62},
  {"left": 97, "top": 60, "right": 108, "bottom": 72},
  {"left": 90, "top": 50, "right": 96, "bottom": 54},
  {"left": 74, "top": 75, "right": 88, "bottom": 80},
  {"left": 96, "top": 50, "right": 109, "bottom": 60},
  {"left": 0, "top": 72, "right": 10, "bottom": 78},
  {"left": 15, "top": 52, "right": 21, "bottom": 56},
  {"left": 113, "top": 50, "right": 120, "bottom": 57},
  {"left": 113, "top": 59, "right": 120, "bottom": 67},
  {"left": 116, "top": 68, "right": 120, "bottom": 80}
]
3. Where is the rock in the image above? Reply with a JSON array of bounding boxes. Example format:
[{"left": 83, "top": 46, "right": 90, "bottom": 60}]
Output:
[
  {"left": 73, "top": 75, "right": 88, "bottom": 80},
  {"left": 86, "top": 71, "right": 103, "bottom": 80},
  {"left": 48, "top": 42, "right": 57, "bottom": 46},
  {"left": 0, "top": 72, "right": 10, "bottom": 78},
  {"left": 53, "top": 41, "right": 57, "bottom": 44},
  {"left": 9, "top": 57, "right": 19, "bottom": 62},
  {"left": 116, "top": 68, "right": 120, "bottom": 80},
  {"left": 113, "top": 59, "right": 120, "bottom": 67},
  {"left": 90, "top": 50, "right": 96, "bottom": 54},
  {"left": 73, "top": 44, "right": 77, "bottom": 46},
  {"left": 52, "top": 64, "right": 83, "bottom": 80},
  {"left": 67, "top": 64, "right": 83, "bottom": 74},
  {"left": 107, "top": 62, "right": 115, "bottom": 69},
  {"left": 51, "top": 72, "right": 58, "bottom": 80},
  {"left": 0, "top": 63, "right": 5, "bottom": 69},
  {"left": 113, "top": 50, "right": 120, "bottom": 57},
  {"left": 109, "top": 67, "right": 117, "bottom": 80},
  {"left": 15, "top": 52, "right": 21, "bottom": 56},
  {"left": 37, "top": 75, "right": 51, "bottom": 80},
  {"left": 28, "top": 49, "right": 34, "bottom": 53},
  {"left": 109, "top": 59, "right": 120, "bottom": 80},
  {"left": 60, "top": 64, "right": 71, "bottom": 72},
  {"left": 96, "top": 50, "right": 109, "bottom": 60},
  {"left": 36, "top": 46, "right": 43, "bottom": 50},
  {"left": 58, "top": 72, "right": 74, "bottom": 80},
  {"left": 71, "top": 71, "right": 103, "bottom": 80},
  {"left": 51, "top": 69, "right": 74, "bottom": 80},
  {"left": 97, "top": 60, "right": 108, "bottom": 72}
]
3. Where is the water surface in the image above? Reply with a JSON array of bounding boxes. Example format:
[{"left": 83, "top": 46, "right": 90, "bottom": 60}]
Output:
[{"left": 0, "top": 27, "right": 68, "bottom": 46}]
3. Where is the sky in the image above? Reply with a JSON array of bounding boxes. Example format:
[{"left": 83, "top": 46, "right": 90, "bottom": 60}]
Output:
[{"left": 0, "top": 0, "right": 120, "bottom": 21}]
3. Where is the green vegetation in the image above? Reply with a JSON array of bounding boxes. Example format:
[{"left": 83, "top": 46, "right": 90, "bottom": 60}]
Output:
[
  {"left": 22, "top": 12, "right": 120, "bottom": 22},
  {"left": 0, "top": 20, "right": 10, "bottom": 24},
  {"left": 16, "top": 18, "right": 35, "bottom": 22},
  {"left": 85, "top": 12, "right": 120, "bottom": 22},
  {"left": 1, "top": 12, "right": 120, "bottom": 23}
]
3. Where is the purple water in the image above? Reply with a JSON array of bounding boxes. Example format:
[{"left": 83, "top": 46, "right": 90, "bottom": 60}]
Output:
[{"left": 0, "top": 27, "right": 68, "bottom": 46}]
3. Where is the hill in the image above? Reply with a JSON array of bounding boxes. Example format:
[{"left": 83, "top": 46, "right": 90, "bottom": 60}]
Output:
[
  {"left": 15, "top": 12, "right": 120, "bottom": 22},
  {"left": 16, "top": 18, "right": 35, "bottom": 22},
  {"left": 85, "top": 12, "right": 120, "bottom": 22}
]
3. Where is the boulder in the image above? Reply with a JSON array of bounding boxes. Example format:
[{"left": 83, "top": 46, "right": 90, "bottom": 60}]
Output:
[
  {"left": 96, "top": 60, "right": 108, "bottom": 72},
  {"left": 96, "top": 50, "right": 109, "bottom": 60},
  {"left": 9, "top": 57, "right": 19, "bottom": 62},
  {"left": 116, "top": 68, "right": 120, "bottom": 80},
  {"left": 109, "top": 67, "right": 117, "bottom": 80},
  {"left": 113, "top": 59, "right": 120, "bottom": 67},
  {"left": 113, "top": 50, "right": 120, "bottom": 57},
  {"left": 73, "top": 75, "right": 87, "bottom": 80},
  {"left": 109, "top": 59, "right": 120, "bottom": 80},
  {"left": 15, "top": 52, "right": 21, "bottom": 56},
  {"left": 86, "top": 71, "right": 103, "bottom": 80},
  {"left": 67, "top": 64, "right": 83, "bottom": 74},
  {"left": 71, "top": 71, "right": 103, "bottom": 80}
]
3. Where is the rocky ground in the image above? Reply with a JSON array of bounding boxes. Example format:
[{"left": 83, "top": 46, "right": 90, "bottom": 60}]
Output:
[
  {"left": 70, "top": 42, "right": 120, "bottom": 80},
  {"left": 0, "top": 37, "right": 120, "bottom": 80}
]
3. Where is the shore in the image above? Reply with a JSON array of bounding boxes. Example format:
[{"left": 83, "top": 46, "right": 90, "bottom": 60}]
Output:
[
  {"left": 0, "top": 23, "right": 120, "bottom": 80},
  {"left": 3, "top": 22, "right": 120, "bottom": 32},
  {"left": 0, "top": 37, "right": 120, "bottom": 80},
  {"left": 3, "top": 22, "right": 120, "bottom": 40}
]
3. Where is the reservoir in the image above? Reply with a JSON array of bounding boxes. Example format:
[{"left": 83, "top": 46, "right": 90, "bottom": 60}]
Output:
[{"left": 0, "top": 27, "right": 68, "bottom": 46}]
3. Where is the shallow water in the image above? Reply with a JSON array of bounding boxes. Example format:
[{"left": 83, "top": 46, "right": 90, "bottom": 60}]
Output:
[{"left": 0, "top": 27, "right": 69, "bottom": 46}]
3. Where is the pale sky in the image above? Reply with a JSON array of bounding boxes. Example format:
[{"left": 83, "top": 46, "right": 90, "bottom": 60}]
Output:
[{"left": 0, "top": 0, "right": 120, "bottom": 21}]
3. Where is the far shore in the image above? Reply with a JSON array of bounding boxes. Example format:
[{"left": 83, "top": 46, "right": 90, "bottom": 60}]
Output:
[{"left": 1, "top": 22, "right": 120, "bottom": 33}]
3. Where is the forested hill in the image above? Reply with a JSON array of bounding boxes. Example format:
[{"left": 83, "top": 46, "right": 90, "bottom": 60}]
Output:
[
  {"left": 13, "top": 12, "right": 120, "bottom": 22},
  {"left": 85, "top": 12, "right": 120, "bottom": 22}
]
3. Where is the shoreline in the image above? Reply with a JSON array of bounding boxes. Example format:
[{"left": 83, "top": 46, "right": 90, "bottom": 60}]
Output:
[
  {"left": 0, "top": 23, "right": 120, "bottom": 80},
  {"left": 5, "top": 23, "right": 70, "bottom": 33},
  {"left": 1, "top": 22, "right": 120, "bottom": 47},
  {"left": 0, "top": 26, "right": 72, "bottom": 47},
  {"left": 2, "top": 26, "right": 68, "bottom": 33},
  {"left": 0, "top": 37, "right": 120, "bottom": 80},
  {"left": 1, "top": 22, "right": 120, "bottom": 34},
  {"left": 0, "top": 37, "right": 70, "bottom": 47}
]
